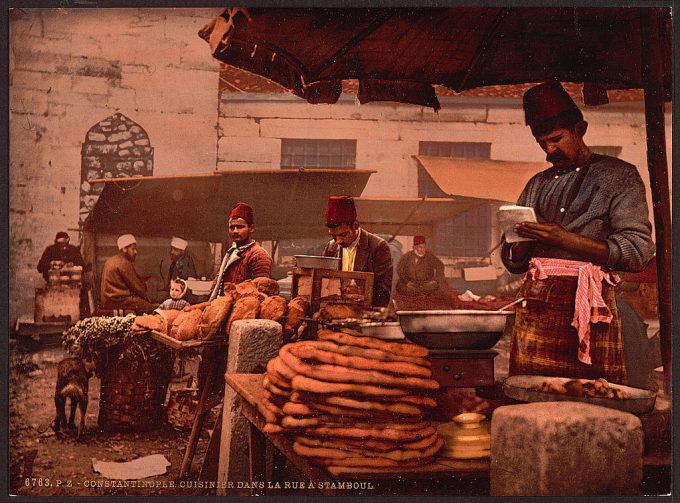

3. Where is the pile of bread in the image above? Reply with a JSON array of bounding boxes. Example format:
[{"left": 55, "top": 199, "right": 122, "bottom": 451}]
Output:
[
  {"left": 131, "top": 278, "right": 310, "bottom": 341},
  {"left": 260, "top": 328, "right": 444, "bottom": 470}
]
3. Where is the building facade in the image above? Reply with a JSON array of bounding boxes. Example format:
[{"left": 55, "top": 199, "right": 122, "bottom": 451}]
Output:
[{"left": 8, "top": 8, "right": 672, "bottom": 324}]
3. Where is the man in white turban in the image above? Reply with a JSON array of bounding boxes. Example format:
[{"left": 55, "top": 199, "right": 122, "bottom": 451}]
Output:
[{"left": 99, "top": 234, "right": 155, "bottom": 313}]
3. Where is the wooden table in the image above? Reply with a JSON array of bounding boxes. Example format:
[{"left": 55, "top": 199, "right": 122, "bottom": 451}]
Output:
[
  {"left": 149, "top": 331, "right": 228, "bottom": 478},
  {"left": 225, "top": 373, "right": 672, "bottom": 496},
  {"left": 225, "top": 373, "right": 490, "bottom": 496}
]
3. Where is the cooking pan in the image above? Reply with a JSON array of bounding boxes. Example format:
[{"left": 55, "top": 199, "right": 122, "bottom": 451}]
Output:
[
  {"left": 396, "top": 310, "right": 511, "bottom": 349},
  {"left": 503, "top": 375, "right": 657, "bottom": 415}
]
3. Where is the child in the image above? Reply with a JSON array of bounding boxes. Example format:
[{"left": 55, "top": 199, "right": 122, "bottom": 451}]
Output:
[{"left": 158, "top": 278, "right": 191, "bottom": 311}]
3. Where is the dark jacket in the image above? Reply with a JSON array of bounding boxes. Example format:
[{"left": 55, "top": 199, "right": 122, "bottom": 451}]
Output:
[
  {"left": 501, "top": 154, "right": 654, "bottom": 274},
  {"left": 323, "top": 228, "right": 393, "bottom": 307},
  {"left": 37, "top": 243, "right": 86, "bottom": 281},
  {"left": 396, "top": 251, "right": 445, "bottom": 289},
  {"left": 167, "top": 252, "right": 197, "bottom": 289}
]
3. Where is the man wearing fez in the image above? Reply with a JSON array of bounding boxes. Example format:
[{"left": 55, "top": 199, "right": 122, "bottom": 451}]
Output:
[
  {"left": 396, "top": 235, "right": 446, "bottom": 296},
  {"left": 322, "top": 196, "right": 393, "bottom": 307},
  {"left": 501, "top": 80, "right": 654, "bottom": 384},
  {"left": 100, "top": 234, "right": 156, "bottom": 313},
  {"left": 209, "top": 202, "right": 272, "bottom": 299}
]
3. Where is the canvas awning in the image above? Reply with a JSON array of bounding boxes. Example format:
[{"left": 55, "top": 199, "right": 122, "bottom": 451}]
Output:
[
  {"left": 83, "top": 170, "right": 374, "bottom": 243},
  {"left": 354, "top": 196, "right": 485, "bottom": 237},
  {"left": 414, "top": 155, "right": 547, "bottom": 204}
]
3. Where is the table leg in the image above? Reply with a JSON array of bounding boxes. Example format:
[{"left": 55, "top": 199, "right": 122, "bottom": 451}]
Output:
[
  {"left": 198, "top": 407, "right": 222, "bottom": 483},
  {"left": 249, "top": 421, "right": 267, "bottom": 496},
  {"left": 179, "top": 351, "right": 217, "bottom": 478}
]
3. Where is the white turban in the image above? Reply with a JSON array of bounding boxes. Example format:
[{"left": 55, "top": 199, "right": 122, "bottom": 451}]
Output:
[
  {"left": 170, "top": 236, "right": 188, "bottom": 250},
  {"left": 117, "top": 234, "right": 136, "bottom": 250}
]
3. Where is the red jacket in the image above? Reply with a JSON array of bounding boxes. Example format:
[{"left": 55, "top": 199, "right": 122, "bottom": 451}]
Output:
[{"left": 210, "top": 241, "right": 272, "bottom": 298}]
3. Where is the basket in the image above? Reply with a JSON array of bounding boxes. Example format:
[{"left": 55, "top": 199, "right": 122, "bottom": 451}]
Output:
[
  {"left": 166, "top": 388, "right": 200, "bottom": 429},
  {"left": 98, "top": 344, "right": 173, "bottom": 432}
]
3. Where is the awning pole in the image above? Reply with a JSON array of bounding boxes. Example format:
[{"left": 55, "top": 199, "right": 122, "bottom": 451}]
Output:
[{"left": 641, "top": 8, "right": 672, "bottom": 394}]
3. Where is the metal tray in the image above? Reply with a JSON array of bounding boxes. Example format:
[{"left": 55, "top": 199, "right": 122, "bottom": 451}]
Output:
[
  {"left": 294, "top": 255, "right": 341, "bottom": 270},
  {"left": 503, "top": 375, "right": 657, "bottom": 415}
]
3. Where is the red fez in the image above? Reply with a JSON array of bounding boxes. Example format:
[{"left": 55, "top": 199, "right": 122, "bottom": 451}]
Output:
[
  {"left": 523, "top": 80, "right": 582, "bottom": 134},
  {"left": 229, "top": 202, "right": 254, "bottom": 225},
  {"left": 326, "top": 196, "right": 357, "bottom": 226},
  {"left": 413, "top": 235, "right": 426, "bottom": 246}
]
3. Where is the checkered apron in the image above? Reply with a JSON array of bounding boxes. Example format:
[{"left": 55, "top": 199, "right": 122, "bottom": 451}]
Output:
[{"left": 508, "top": 259, "right": 627, "bottom": 385}]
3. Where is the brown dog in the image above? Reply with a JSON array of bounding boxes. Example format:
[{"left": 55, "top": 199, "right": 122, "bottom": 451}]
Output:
[{"left": 53, "top": 357, "right": 95, "bottom": 440}]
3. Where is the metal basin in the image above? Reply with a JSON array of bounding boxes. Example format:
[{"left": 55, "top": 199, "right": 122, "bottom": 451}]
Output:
[
  {"left": 358, "top": 322, "right": 405, "bottom": 340},
  {"left": 397, "top": 310, "right": 512, "bottom": 349},
  {"left": 294, "top": 255, "right": 340, "bottom": 270}
]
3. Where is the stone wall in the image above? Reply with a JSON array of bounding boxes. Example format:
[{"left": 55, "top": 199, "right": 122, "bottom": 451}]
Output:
[
  {"left": 218, "top": 93, "right": 672, "bottom": 220},
  {"left": 9, "top": 8, "right": 222, "bottom": 323}
]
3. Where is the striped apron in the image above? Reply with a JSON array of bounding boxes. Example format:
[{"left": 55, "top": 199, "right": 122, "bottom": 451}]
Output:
[{"left": 509, "top": 257, "right": 627, "bottom": 384}]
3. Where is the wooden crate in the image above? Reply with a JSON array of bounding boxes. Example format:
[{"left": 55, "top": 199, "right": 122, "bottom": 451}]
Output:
[{"left": 290, "top": 267, "right": 374, "bottom": 313}]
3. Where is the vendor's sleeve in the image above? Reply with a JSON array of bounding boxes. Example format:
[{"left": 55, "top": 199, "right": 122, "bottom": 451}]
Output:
[
  {"left": 37, "top": 249, "right": 52, "bottom": 274},
  {"left": 250, "top": 248, "right": 273, "bottom": 279},
  {"left": 604, "top": 166, "right": 655, "bottom": 272}
]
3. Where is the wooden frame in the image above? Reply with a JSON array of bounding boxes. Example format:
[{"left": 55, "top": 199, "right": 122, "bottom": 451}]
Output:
[{"left": 290, "top": 267, "right": 374, "bottom": 314}]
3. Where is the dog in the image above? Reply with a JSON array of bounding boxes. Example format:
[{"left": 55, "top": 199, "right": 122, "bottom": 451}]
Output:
[{"left": 53, "top": 357, "right": 95, "bottom": 440}]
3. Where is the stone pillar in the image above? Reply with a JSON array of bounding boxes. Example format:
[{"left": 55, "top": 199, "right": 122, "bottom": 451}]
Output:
[
  {"left": 490, "top": 402, "right": 643, "bottom": 496},
  {"left": 216, "top": 319, "right": 282, "bottom": 494}
]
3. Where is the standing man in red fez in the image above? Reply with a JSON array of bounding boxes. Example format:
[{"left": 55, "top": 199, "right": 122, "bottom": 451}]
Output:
[
  {"left": 322, "top": 196, "right": 393, "bottom": 307},
  {"left": 396, "top": 236, "right": 446, "bottom": 296},
  {"left": 209, "top": 202, "right": 272, "bottom": 299},
  {"left": 501, "top": 80, "right": 654, "bottom": 385}
]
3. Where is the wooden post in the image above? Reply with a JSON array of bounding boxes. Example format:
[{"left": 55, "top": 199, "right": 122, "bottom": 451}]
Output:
[{"left": 640, "top": 8, "right": 672, "bottom": 393}]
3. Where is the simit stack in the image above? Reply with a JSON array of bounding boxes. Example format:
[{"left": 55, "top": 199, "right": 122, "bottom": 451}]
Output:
[{"left": 261, "top": 329, "right": 444, "bottom": 470}]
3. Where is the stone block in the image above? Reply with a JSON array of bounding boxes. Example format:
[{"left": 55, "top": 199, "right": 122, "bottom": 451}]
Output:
[
  {"left": 490, "top": 402, "right": 643, "bottom": 496},
  {"left": 217, "top": 319, "right": 282, "bottom": 495}
]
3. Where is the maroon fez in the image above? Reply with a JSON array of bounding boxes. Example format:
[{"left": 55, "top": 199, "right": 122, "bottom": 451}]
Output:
[
  {"left": 523, "top": 80, "right": 581, "bottom": 130},
  {"left": 229, "top": 202, "right": 254, "bottom": 225},
  {"left": 413, "top": 235, "right": 426, "bottom": 246},
  {"left": 326, "top": 196, "right": 357, "bottom": 226}
]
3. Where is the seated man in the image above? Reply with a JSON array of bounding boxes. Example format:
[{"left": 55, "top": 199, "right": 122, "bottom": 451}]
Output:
[
  {"left": 99, "top": 234, "right": 155, "bottom": 314},
  {"left": 396, "top": 236, "right": 446, "bottom": 296}
]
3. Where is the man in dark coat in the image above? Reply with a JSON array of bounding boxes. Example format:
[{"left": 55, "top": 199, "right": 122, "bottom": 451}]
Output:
[
  {"left": 322, "top": 196, "right": 393, "bottom": 307},
  {"left": 37, "top": 231, "right": 86, "bottom": 282},
  {"left": 396, "top": 235, "right": 446, "bottom": 295},
  {"left": 166, "top": 236, "right": 197, "bottom": 288}
]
